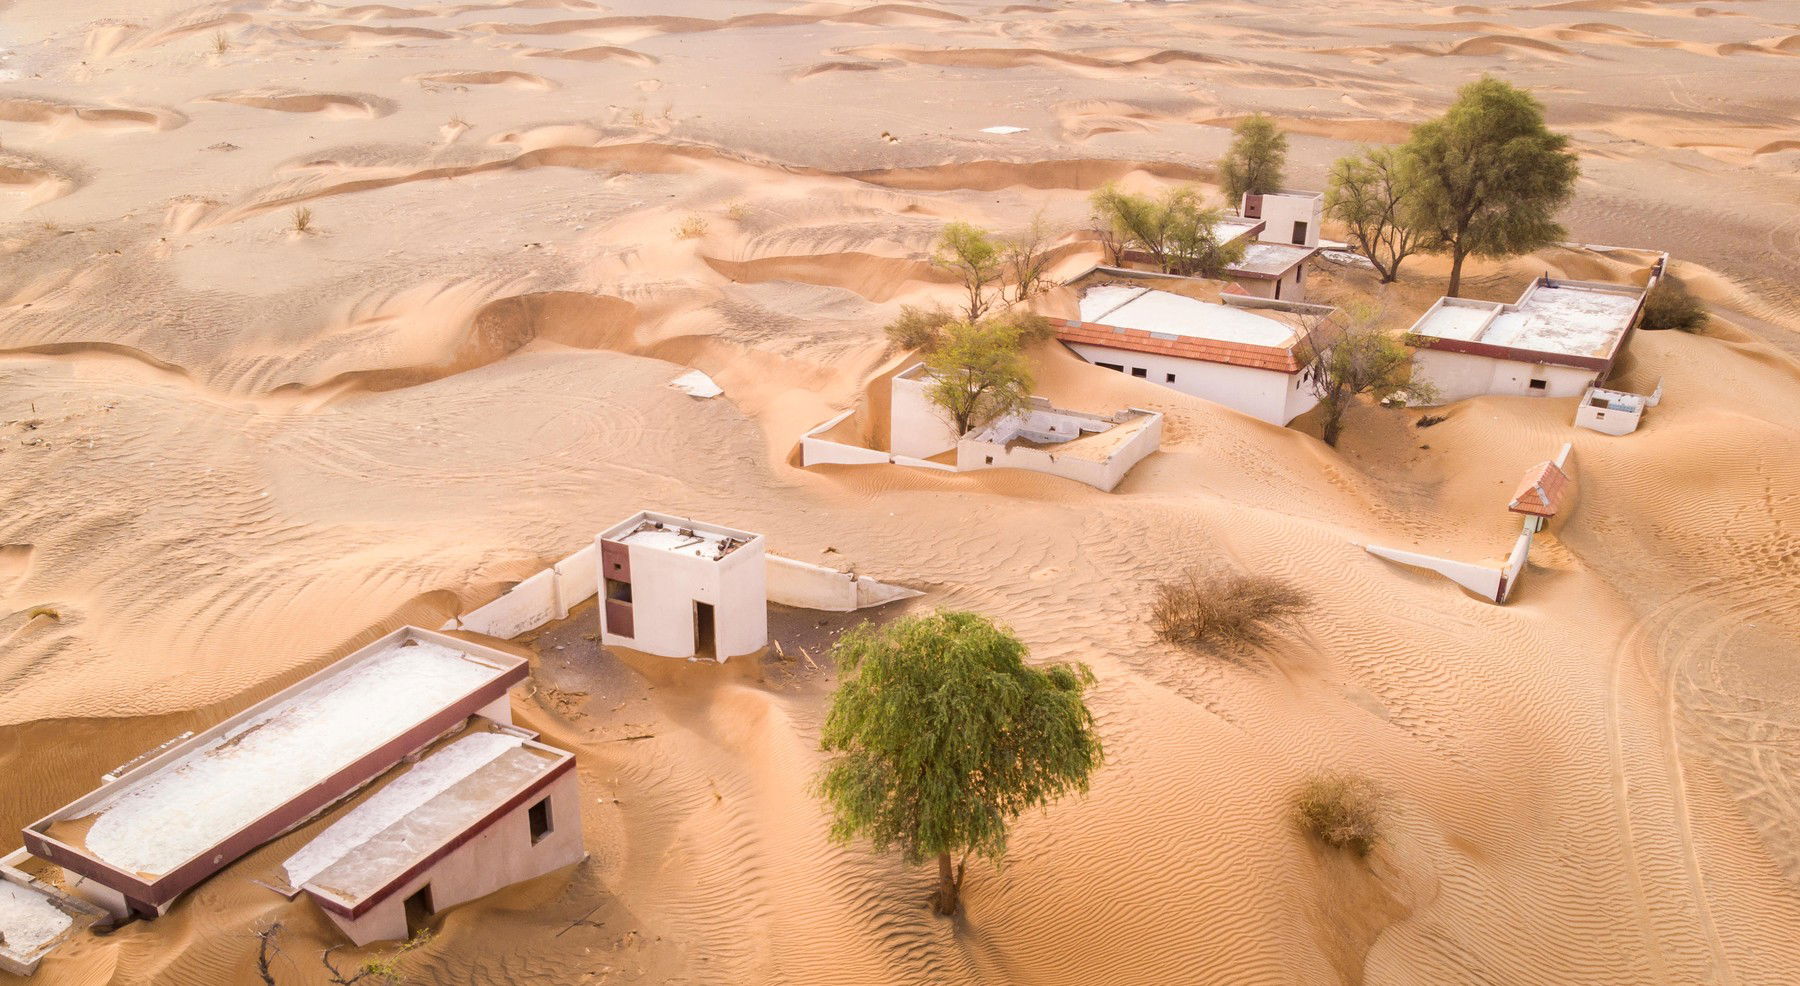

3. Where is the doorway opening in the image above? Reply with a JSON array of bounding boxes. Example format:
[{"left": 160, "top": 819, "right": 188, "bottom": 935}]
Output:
[
  {"left": 694, "top": 601, "right": 716, "bottom": 659},
  {"left": 404, "top": 886, "right": 434, "bottom": 939}
]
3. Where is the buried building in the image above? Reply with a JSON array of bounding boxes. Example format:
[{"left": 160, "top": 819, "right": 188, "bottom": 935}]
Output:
[
  {"left": 598, "top": 511, "right": 769, "bottom": 661},
  {"left": 1060, "top": 283, "right": 1330, "bottom": 426},
  {"left": 1405, "top": 260, "right": 1663, "bottom": 404}
]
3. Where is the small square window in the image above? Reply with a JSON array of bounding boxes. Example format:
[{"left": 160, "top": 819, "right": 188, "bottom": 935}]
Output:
[
  {"left": 1130, "top": 367, "right": 1148, "bottom": 378},
  {"left": 1528, "top": 379, "right": 1548, "bottom": 391},
  {"left": 529, "top": 797, "right": 553, "bottom": 844},
  {"left": 984, "top": 455, "right": 994, "bottom": 465},
  {"left": 1164, "top": 373, "right": 1176, "bottom": 383}
]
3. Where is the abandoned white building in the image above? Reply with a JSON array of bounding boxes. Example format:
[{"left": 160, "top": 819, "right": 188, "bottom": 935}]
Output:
[
  {"left": 279, "top": 720, "right": 583, "bottom": 946},
  {"left": 1574, "top": 380, "right": 1663, "bottom": 436},
  {"left": 1222, "top": 242, "right": 1316, "bottom": 303},
  {"left": 799, "top": 363, "right": 1163, "bottom": 492},
  {"left": 1366, "top": 443, "right": 1575, "bottom": 604},
  {"left": 1239, "top": 190, "right": 1324, "bottom": 248},
  {"left": 8, "top": 627, "right": 585, "bottom": 957},
  {"left": 1407, "top": 262, "right": 1662, "bottom": 404},
  {"left": 1061, "top": 283, "right": 1328, "bottom": 426},
  {"left": 598, "top": 511, "right": 769, "bottom": 661}
]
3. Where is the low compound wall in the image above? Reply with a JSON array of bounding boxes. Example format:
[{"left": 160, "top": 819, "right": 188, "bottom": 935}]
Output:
[
  {"left": 447, "top": 542, "right": 919, "bottom": 637},
  {"left": 957, "top": 412, "right": 1162, "bottom": 492}
]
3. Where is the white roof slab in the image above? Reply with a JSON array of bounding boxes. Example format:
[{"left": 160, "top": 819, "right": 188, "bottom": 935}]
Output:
[{"left": 1080, "top": 286, "right": 1297, "bottom": 347}]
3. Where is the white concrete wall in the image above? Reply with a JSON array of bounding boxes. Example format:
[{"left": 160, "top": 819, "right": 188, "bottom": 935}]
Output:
[
  {"left": 800, "top": 410, "right": 893, "bottom": 466},
  {"left": 1412, "top": 349, "right": 1597, "bottom": 404},
  {"left": 1230, "top": 265, "right": 1306, "bottom": 304},
  {"left": 602, "top": 535, "right": 768, "bottom": 661},
  {"left": 1364, "top": 545, "right": 1504, "bottom": 602},
  {"left": 889, "top": 369, "right": 960, "bottom": 459},
  {"left": 1283, "top": 362, "right": 1322, "bottom": 424},
  {"left": 1574, "top": 402, "right": 1640, "bottom": 435},
  {"left": 1067, "top": 342, "right": 1300, "bottom": 424},
  {"left": 1247, "top": 192, "right": 1322, "bottom": 248},
  {"left": 325, "top": 770, "right": 586, "bottom": 946},
  {"left": 458, "top": 568, "right": 560, "bottom": 639},
  {"left": 955, "top": 413, "right": 1162, "bottom": 492},
  {"left": 552, "top": 545, "right": 597, "bottom": 617}
]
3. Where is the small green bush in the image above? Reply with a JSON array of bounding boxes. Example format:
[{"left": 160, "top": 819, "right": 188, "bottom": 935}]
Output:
[
  {"left": 1640, "top": 277, "right": 1708, "bottom": 333},
  {"left": 883, "top": 305, "right": 954, "bottom": 352},
  {"left": 1294, "top": 771, "right": 1384, "bottom": 857}
]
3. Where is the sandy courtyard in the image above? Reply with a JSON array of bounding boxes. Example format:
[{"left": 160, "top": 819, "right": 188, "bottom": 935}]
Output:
[{"left": 2, "top": 0, "right": 1799, "bottom": 983}]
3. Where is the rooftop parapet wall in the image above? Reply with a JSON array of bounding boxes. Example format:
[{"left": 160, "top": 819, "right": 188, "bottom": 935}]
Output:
[{"left": 21, "top": 627, "right": 527, "bottom": 917}]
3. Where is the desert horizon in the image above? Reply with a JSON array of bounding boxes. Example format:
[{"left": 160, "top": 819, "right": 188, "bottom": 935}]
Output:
[{"left": 2, "top": 0, "right": 1798, "bottom": 983}]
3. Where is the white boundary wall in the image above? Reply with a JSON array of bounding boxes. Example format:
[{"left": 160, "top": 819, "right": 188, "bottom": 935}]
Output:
[
  {"left": 446, "top": 543, "right": 919, "bottom": 636},
  {"left": 956, "top": 413, "right": 1162, "bottom": 492}
]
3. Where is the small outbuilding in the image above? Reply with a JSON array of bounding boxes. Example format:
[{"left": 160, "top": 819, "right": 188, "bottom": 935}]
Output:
[
  {"left": 598, "top": 511, "right": 768, "bottom": 661},
  {"left": 1239, "top": 190, "right": 1323, "bottom": 248},
  {"left": 281, "top": 721, "right": 583, "bottom": 946}
]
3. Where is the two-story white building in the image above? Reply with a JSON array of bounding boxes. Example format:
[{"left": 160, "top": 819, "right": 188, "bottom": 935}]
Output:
[{"left": 597, "top": 512, "right": 768, "bottom": 661}]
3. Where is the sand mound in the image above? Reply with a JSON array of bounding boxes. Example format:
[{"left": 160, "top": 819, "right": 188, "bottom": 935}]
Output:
[
  {"left": 203, "top": 88, "right": 394, "bottom": 118},
  {"left": 0, "top": 97, "right": 184, "bottom": 136},
  {"left": 1448, "top": 34, "right": 1576, "bottom": 57},
  {"left": 524, "top": 44, "right": 659, "bottom": 64},
  {"left": 292, "top": 23, "right": 456, "bottom": 43},
  {"left": 410, "top": 70, "right": 560, "bottom": 89},
  {"left": 794, "top": 60, "right": 884, "bottom": 79},
  {"left": 0, "top": 154, "right": 76, "bottom": 212}
]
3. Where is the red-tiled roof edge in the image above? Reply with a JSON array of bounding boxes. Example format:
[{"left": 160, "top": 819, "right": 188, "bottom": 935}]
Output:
[
  {"left": 1507, "top": 461, "right": 1571, "bottom": 516},
  {"left": 1057, "top": 319, "right": 1312, "bottom": 373}
]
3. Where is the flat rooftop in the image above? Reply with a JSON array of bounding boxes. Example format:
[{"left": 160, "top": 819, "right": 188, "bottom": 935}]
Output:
[
  {"left": 600, "top": 511, "right": 760, "bottom": 561},
  {"left": 1226, "top": 242, "right": 1315, "bottom": 279},
  {"left": 1079, "top": 285, "right": 1299, "bottom": 348},
  {"left": 27, "top": 629, "right": 525, "bottom": 898},
  {"left": 1411, "top": 279, "right": 1644, "bottom": 363},
  {"left": 284, "top": 725, "right": 571, "bottom": 913},
  {"left": 0, "top": 878, "right": 74, "bottom": 972}
]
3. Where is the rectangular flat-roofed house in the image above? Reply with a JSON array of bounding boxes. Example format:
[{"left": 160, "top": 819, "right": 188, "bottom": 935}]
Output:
[
  {"left": 1407, "top": 274, "right": 1652, "bottom": 403},
  {"left": 0, "top": 859, "right": 105, "bottom": 976},
  {"left": 280, "top": 721, "right": 583, "bottom": 946},
  {"left": 1240, "top": 191, "right": 1323, "bottom": 248},
  {"left": 21, "top": 627, "right": 527, "bottom": 921},
  {"left": 598, "top": 511, "right": 768, "bottom": 661},
  {"left": 1223, "top": 242, "right": 1316, "bottom": 303},
  {"left": 1061, "top": 284, "right": 1326, "bottom": 426}
]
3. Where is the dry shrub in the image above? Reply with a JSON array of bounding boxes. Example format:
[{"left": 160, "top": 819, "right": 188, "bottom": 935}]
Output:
[
  {"left": 1640, "top": 277, "right": 1708, "bottom": 333},
  {"left": 674, "top": 215, "right": 707, "bottom": 240},
  {"left": 1152, "top": 568, "right": 1308, "bottom": 651},
  {"left": 1294, "top": 771, "right": 1384, "bottom": 857},
  {"left": 290, "top": 206, "right": 313, "bottom": 233},
  {"left": 883, "top": 305, "right": 954, "bottom": 352}
]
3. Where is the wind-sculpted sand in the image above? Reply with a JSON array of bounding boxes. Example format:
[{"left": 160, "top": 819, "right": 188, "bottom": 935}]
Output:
[{"left": 2, "top": 0, "right": 1799, "bottom": 983}]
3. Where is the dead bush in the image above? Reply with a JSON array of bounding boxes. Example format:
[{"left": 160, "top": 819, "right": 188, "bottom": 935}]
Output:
[
  {"left": 1294, "top": 771, "right": 1384, "bottom": 857},
  {"left": 1152, "top": 568, "right": 1308, "bottom": 651}
]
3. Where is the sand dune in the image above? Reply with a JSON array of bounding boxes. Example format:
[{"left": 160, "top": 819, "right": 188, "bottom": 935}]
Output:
[
  {"left": 409, "top": 69, "right": 560, "bottom": 89},
  {"left": 203, "top": 88, "right": 394, "bottom": 118},
  {"left": 0, "top": 97, "right": 184, "bottom": 137},
  {"left": 524, "top": 43, "right": 659, "bottom": 64},
  {"left": 0, "top": 153, "right": 75, "bottom": 212}
]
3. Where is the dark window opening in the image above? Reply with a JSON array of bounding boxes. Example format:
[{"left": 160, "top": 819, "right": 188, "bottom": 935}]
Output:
[
  {"left": 404, "top": 886, "right": 434, "bottom": 939},
  {"left": 1164, "top": 373, "right": 1176, "bottom": 383},
  {"left": 1292, "top": 220, "right": 1308, "bottom": 245},
  {"left": 1274, "top": 280, "right": 1281, "bottom": 300},
  {"left": 529, "top": 797, "right": 553, "bottom": 844},
  {"left": 984, "top": 455, "right": 994, "bottom": 465},
  {"left": 605, "top": 578, "right": 632, "bottom": 603},
  {"left": 1097, "top": 362, "right": 1125, "bottom": 372},
  {"left": 1528, "top": 379, "right": 1548, "bottom": 391},
  {"left": 1130, "top": 367, "right": 1148, "bottom": 378}
]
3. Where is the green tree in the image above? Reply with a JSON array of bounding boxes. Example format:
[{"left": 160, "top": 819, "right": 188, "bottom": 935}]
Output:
[
  {"left": 1639, "top": 276, "right": 1707, "bottom": 332},
  {"left": 1090, "top": 185, "right": 1245, "bottom": 278},
  {"left": 883, "top": 305, "right": 955, "bottom": 352},
  {"left": 1325, "top": 146, "right": 1438, "bottom": 283},
  {"left": 1307, "top": 303, "right": 1436, "bottom": 446},
  {"left": 933, "top": 221, "right": 1004, "bottom": 323},
  {"left": 1219, "top": 113, "right": 1288, "bottom": 203},
  {"left": 817, "top": 611, "right": 1103, "bottom": 916},
  {"left": 1403, "top": 76, "right": 1580, "bottom": 297},
  {"left": 1002, "top": 213, "right": 1056, "bottom": 305},
  {"left": 921, "top": 317, "right": 1034, "bottom": 435}
]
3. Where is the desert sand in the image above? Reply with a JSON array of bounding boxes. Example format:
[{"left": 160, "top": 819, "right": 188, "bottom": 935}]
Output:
[{"left": 2, "top": 0, "right": 1798, "bottom": 982}]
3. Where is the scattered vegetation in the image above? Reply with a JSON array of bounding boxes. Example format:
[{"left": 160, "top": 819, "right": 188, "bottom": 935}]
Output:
[
  {"left": 25, "top": 605, "right": 61, "bottom": 622},
  {"left": 1293, "top": 771, "right": 1385, "bottom": 858},
  {"left": 674, "top": 215, "right": 708, "bottom": 239},
  {"left": 1415, "top": 413, "right": 1447, "bottom": 429},
  {"left": 1218, "top": 112, "right": 1287, "bottom": 203},
  {"left": 1089, "top": 184, "right": 1246, "bottom": 278},
  {"left": 883, "top": 304, "right": 957, "bottom": 352},
  {"left": 726, "top": 202, "right": 751, "bottom": 223},
  {"left": 1151, "top": 568, "right": 1309, "bottom": 652},
  {"left": 1640, "top": 277, "right": 1708, "bottom": 333},
  {"left": 1307, "top": 303, "right": 1437, "bottom": 447},
  {"left": 290, "top": 206, "right": 313, "bottom": 234},
  {"left": 1001, "top": 213, "right": 1056, "bottom": 305},
  {"left": 253, "top": 923, "right": 432, "bottom": 985},
  {"left": 932, "top": 221, "right": 1005, "bottom": 323},
  {"left": 211, "top": 31, "right": 230, "bottom": 55},
  {"left": 1326, "top": 146, "right": 1437, "bottom": 284},
  {"left": 1403, "top": 76, "right": 1581, "bottom": 297},
  {"left": 817, "top": 611, "right": 1103, "bottom": 916},
  {"left": 922, "top": 314, "right": 1039, "bottom": 435}
]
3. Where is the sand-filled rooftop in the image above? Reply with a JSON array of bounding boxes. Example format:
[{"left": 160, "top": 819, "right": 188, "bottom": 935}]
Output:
[
  {"left": 1411, "top": 281, "right": 1644, "bottom": 359},
  {"left": 1079, "top": 285, "right": 1298, "bottom": 348},
  {"left": 39, "top": 638, "right": 519, "bottom": 880}
]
